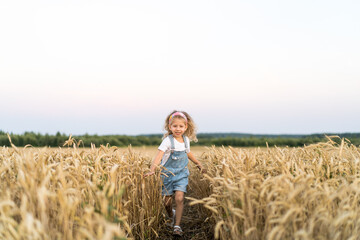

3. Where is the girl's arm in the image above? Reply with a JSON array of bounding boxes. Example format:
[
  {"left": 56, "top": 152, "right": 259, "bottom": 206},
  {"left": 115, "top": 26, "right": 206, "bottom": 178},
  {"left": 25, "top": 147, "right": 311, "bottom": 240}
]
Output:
[
  {"left": 144, "top": 150, "right": 164, "bottom": 177},
  {"left": 187, "top": 152, "right": 206, "bottom": 173}
]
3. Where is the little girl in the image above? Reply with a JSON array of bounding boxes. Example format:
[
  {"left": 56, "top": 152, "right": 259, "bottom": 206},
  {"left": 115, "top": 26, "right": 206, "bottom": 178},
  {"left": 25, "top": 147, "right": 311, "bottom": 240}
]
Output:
[{"left": 145, "top": 110, "right": 205, "bottom": 237}]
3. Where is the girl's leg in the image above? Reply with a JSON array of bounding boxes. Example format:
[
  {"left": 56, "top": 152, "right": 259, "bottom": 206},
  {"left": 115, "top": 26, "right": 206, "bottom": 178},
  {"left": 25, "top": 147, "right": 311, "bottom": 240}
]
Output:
[
  {"left": 164, "top": 195, "right": 173, "bottom": 217},
  {"left": 174, "top": 191, "right": 184, "bottom": 226}
]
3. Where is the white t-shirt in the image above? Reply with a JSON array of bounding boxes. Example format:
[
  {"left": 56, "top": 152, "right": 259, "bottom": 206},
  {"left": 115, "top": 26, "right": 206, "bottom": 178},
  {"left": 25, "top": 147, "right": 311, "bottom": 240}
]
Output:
[{"left": 158, "top": 135, "right": 190, "bottom": 165}]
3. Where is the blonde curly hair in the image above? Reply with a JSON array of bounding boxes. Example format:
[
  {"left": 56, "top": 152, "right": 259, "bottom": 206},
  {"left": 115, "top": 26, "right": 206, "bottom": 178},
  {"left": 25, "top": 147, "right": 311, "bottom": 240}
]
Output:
[{"left": 163, "top": 110, "right": 198, "bottom": 142}]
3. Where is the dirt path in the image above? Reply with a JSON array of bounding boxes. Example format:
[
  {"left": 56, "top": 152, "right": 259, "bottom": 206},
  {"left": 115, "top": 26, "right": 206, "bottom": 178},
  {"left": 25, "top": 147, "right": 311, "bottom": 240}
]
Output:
[{"left": 157, "top": 187, "right": 214, "bottom": 240}]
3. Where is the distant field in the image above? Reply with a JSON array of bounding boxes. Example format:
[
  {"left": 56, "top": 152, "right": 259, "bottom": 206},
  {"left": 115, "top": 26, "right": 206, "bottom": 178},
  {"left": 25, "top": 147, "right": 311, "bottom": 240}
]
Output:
[
  {"left": 4, "top": 132, "right": 360, "bottom": 148},
  {"left": 21, "top": 145, "right": 211, "bottom": 158},
  {"left": 117, "top": 145, "right": 210, "bottom": 158}
]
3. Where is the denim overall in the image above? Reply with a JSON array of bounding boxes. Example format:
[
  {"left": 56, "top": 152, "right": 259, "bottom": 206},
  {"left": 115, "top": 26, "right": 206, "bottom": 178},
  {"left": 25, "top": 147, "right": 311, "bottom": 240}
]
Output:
[{"left": 161, "top": 135, "right": 190, "bottom": 196}]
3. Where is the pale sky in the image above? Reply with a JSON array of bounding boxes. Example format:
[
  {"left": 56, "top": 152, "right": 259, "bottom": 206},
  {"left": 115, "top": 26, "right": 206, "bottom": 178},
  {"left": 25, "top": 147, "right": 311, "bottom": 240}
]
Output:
[{"left": 1, "top": 0, "right": 359, "bottom": 135}]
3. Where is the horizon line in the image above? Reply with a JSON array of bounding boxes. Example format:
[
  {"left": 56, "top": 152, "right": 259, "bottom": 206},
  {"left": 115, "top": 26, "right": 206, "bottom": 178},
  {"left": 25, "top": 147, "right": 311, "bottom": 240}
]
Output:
[{"left": 2, "top": 130, "right": 360, "bottom": 137}]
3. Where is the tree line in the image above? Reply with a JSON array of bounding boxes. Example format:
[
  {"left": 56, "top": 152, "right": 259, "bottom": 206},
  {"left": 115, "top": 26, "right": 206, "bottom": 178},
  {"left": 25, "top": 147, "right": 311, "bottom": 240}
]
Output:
[{"left": 1, "top": 131, "right": 359, "bottom": 147}]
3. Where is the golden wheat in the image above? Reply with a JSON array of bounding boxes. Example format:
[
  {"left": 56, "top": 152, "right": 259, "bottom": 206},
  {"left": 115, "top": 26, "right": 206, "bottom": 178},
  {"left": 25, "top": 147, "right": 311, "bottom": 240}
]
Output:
[
  {"left": 0, "top": 139, "right": 165, "bottom": 240},
  {"left": 1, "top": 137, "right": 359, "bottom": 239},
  {"left": 189, "top": 138, "right": 360, "bottom": 240}
]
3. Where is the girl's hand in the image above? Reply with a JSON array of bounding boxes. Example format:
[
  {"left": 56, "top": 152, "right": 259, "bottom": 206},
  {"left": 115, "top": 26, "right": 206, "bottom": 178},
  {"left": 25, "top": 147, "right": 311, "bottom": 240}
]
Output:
[
  {"left": 196, "top": 164, "right": 207, "bottom": 174},
  {"left": 143, "top": 171, "right": 155, "bottom": 177}
]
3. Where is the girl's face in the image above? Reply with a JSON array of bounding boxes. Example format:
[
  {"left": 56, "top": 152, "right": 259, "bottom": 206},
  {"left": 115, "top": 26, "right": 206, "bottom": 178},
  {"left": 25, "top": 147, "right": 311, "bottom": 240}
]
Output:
[{"left": 169, "top": 118, "right": 187, "bottom": 138}]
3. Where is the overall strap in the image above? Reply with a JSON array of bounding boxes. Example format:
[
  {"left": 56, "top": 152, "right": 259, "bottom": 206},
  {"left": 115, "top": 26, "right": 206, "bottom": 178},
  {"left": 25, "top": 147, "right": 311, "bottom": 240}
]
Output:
[
  {"left": 183, "top": 135, "right": 189, "bottom": 151},
  {"left": 169, "top": 135, "right": 175, "bottom": 153}
]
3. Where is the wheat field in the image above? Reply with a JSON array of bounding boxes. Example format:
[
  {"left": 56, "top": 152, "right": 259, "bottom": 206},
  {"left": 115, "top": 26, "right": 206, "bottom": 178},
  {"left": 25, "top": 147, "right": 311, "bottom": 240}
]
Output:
[{"left": 1, "top": 136, "right": 360, "bottom": 239}]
